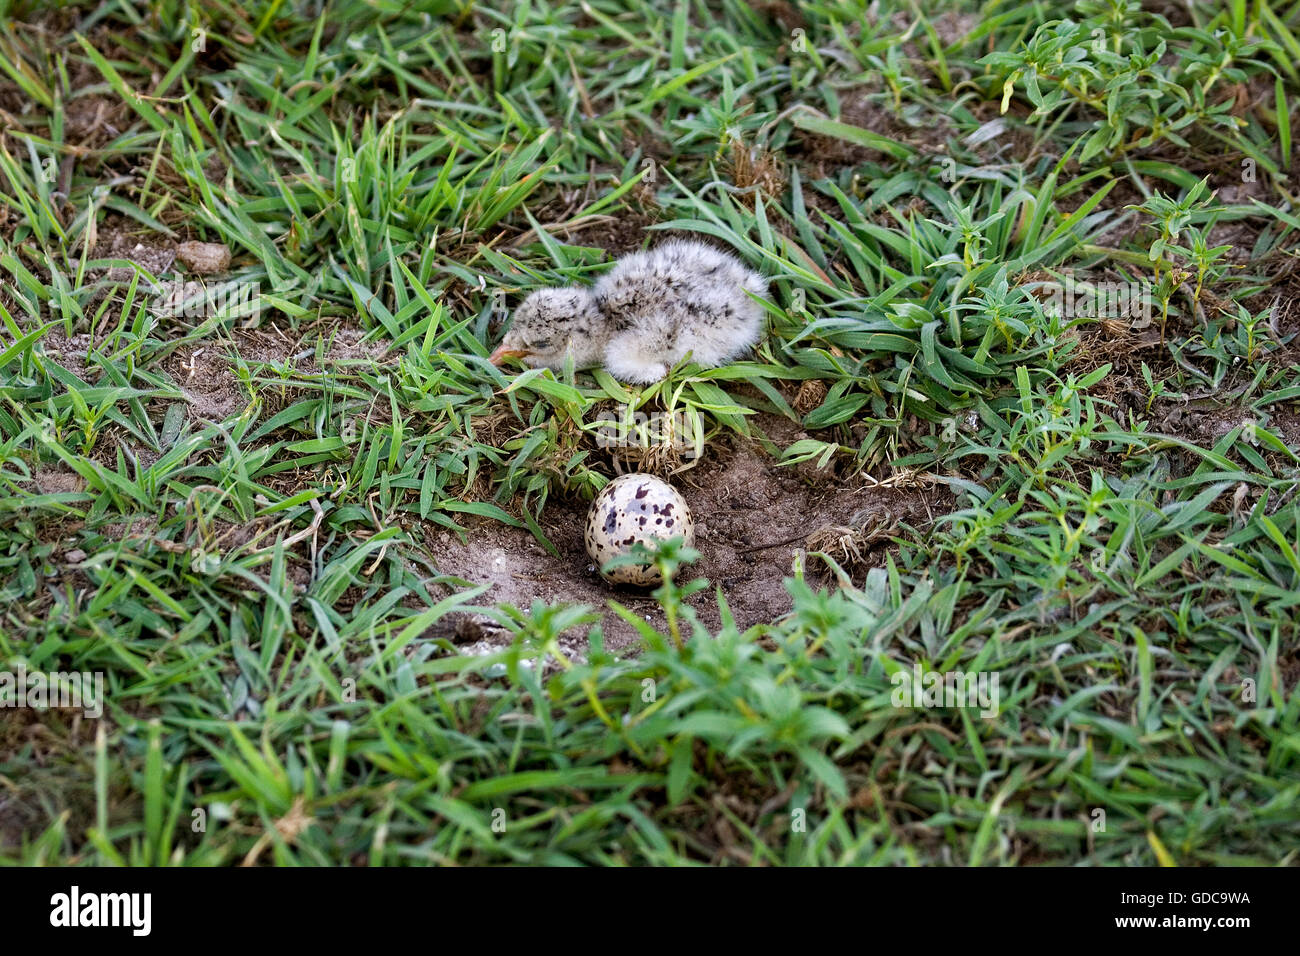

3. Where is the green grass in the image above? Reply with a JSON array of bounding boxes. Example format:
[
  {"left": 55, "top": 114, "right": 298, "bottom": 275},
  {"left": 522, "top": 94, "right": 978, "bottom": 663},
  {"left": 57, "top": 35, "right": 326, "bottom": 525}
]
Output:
[{"left": 0, "top": 0, "right": 1298, "bottom": 865}]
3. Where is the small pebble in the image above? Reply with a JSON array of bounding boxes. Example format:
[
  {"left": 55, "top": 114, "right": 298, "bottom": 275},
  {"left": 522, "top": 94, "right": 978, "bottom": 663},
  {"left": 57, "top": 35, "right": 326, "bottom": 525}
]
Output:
[{"left": 177, "top": 240, "right": 231, "bottom": 274}]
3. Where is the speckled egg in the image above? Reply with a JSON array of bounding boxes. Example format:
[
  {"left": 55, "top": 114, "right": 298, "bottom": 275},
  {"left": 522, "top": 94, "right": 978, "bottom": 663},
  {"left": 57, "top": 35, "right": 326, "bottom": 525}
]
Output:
[{"left": 585, "top": 474, "right": 694, "bottom": 586}]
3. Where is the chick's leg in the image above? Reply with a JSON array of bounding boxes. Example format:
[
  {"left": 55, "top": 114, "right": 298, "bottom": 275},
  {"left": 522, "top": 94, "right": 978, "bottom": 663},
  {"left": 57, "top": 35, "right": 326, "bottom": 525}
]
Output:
[{"left": 602, "top": 329, "right": 670, "bottom": 384}]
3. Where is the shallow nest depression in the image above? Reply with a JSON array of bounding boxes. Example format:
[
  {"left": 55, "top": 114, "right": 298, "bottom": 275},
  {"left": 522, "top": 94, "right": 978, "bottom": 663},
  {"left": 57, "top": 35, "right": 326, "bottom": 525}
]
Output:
[{"left": 423, "top": 423, "right": 952, "bottom": 658}]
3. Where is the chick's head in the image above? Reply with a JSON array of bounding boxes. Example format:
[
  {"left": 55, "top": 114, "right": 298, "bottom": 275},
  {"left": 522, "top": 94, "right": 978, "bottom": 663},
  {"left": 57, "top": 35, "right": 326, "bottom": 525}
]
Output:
[{"left": 491, "top": 287, "right": 606, "bottom": 370}]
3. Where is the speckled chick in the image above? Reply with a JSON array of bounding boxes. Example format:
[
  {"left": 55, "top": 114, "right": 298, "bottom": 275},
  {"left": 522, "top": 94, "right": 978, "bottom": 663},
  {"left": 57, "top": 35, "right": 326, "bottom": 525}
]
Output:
[
  {"left": 490, "top": 240, "right": 768, "bottom": 384},
  {"left": 585, "top": 474, "right": 694, "bottom": 586},
  {"left": 594, "top": 240, "right": 769, "bottom": 384},
  {"left": 489, "top": 286, "right": 607, "bottom": 371}
]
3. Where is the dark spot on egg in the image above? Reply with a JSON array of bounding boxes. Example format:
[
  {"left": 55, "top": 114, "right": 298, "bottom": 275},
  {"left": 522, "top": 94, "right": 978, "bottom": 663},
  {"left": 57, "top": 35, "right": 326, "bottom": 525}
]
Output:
[{"left": 635, "top": 484, "right": 649, "bottom": 499}]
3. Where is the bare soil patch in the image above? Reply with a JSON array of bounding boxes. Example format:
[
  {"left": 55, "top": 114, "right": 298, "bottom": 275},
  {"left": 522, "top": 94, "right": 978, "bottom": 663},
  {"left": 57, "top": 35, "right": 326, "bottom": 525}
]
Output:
[{"left": 421, "top": 426, "right": 951, "bottom": 657}]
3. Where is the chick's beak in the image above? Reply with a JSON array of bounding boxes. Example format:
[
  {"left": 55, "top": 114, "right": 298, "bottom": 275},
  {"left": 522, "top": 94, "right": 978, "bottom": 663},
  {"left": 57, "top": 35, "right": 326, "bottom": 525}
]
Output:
[{"left": 489, "top": 344, "right": 528, "bottom": 366}]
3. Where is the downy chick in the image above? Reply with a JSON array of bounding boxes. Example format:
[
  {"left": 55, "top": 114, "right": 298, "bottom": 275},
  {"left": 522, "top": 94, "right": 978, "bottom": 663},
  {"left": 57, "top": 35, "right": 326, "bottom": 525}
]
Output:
[
  {"left": 489, "top": 240, "right": 768, "bottom": 384},
  {"left": 488, "top": 286, "right": 606, "bottom": 370}
]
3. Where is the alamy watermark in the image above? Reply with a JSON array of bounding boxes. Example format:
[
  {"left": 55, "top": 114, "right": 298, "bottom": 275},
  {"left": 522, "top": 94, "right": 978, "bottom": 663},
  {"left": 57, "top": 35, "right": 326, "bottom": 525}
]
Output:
[
  {"left": 591, "top": 405, "right": 702, "bottom": 460},
  {"left": 150, "top": 279, "right": 261, "bottom": 322},
  {"left": 1037, "top": 275, "right": 1152, "bottom": 327},
  {"left": 0, "top": 664, "right": 104, "bottom": 718},
  {"left": 891, "top": 662, "right": 999, "bottom": 718},
  {"left": 49, "top": 886, "right": 150, "bottom": 936}
]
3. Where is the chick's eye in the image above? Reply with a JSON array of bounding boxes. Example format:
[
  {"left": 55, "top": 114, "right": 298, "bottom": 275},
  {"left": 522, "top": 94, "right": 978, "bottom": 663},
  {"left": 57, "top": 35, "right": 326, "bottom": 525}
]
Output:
[{"left": 529, "top": 338, "right": 553, "bottom": 350}]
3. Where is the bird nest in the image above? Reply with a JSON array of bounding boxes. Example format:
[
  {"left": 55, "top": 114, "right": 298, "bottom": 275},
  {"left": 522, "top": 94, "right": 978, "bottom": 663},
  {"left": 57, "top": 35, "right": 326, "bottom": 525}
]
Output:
[{"left": 804, "top": 507, "right": 900, "bottom": 567}]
